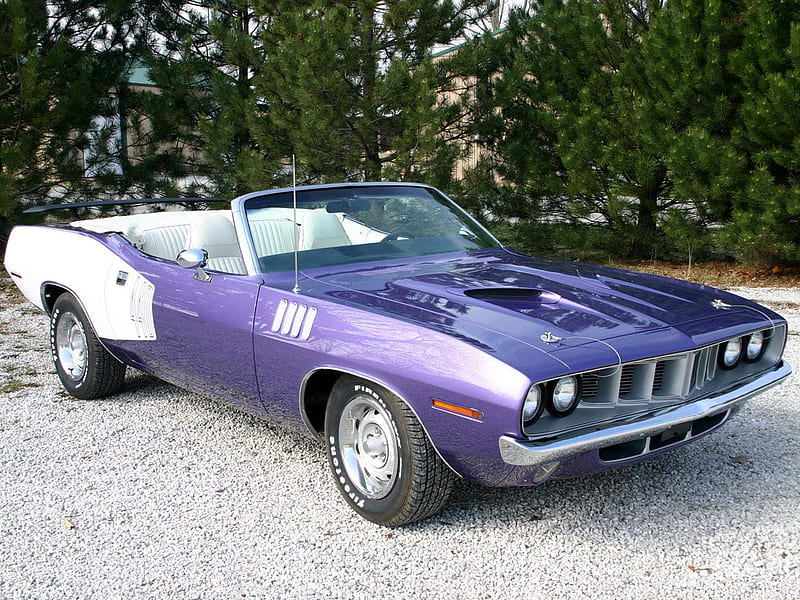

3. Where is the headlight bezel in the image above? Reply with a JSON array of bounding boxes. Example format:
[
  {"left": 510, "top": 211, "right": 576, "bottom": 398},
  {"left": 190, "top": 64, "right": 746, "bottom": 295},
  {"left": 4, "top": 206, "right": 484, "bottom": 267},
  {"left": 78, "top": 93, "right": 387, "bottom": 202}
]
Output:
[
  {"left": 718, "top": 337, "right": 743, "bottom": 370},
  {"left": 744, "top": 330, "right": 767, "bottom": 362},
  {"left": 546, "top": 375, "right": 581, "bottom": 417},
  {"left": 522, "top": 384, "right": 544, "bottom": 426}
]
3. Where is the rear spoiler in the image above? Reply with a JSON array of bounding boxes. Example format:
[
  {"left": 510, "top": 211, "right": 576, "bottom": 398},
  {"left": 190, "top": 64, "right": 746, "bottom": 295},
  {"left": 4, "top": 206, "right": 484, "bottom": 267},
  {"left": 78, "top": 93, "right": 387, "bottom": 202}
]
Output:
[{"left": 23, "top": 197, "right": 224, "bottom": 214}]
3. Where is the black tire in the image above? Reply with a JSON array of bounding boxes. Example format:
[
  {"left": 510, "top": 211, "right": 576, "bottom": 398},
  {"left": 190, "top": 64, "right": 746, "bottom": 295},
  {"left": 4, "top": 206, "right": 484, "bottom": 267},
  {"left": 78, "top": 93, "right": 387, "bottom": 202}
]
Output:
[
  {"left": 50, "top": 293, "right": 126, "bottom": 399},
  {"left": 325, "top": 376, "right": 456, "bottom": 526}
]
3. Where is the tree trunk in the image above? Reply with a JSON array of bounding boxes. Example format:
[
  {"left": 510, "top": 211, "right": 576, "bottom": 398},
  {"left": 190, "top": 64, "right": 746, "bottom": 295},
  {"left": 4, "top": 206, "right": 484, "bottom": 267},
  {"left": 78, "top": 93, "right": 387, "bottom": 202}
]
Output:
[
  {"left": 360, "top": 5, "right": 381, "bottom": 181},
  {"left": 637, "top": 166, "right": 667, "bottom": 233},
  {"left": 637, "top": 192, "right": 658, "bottom": 232}
]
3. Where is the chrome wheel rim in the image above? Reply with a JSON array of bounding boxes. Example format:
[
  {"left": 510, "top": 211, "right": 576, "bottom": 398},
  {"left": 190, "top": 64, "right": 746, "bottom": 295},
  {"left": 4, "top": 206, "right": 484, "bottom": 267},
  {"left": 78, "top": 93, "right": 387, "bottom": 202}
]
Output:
[
  {"left": 56, "top": 312, "right": 87, "bottom": 381},
  {"left": 338, "top": 395, "right": 399, "bottom": 499}
]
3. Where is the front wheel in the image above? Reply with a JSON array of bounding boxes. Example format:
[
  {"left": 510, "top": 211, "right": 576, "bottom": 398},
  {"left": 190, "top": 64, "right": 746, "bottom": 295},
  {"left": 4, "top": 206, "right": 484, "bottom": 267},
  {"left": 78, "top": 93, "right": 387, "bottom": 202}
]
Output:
[
  {"left": 325, "top": 376, "right": 456, "bottom": 526},
  {"left": 50, "top": 293, "right": 126, "bottom": 399}
]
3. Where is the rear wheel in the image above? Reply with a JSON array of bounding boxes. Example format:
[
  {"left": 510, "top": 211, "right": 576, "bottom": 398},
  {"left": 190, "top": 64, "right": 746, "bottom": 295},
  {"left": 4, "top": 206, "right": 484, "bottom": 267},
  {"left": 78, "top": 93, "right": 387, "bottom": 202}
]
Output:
[
  {"left": 50, "top": 293, "right": 126, "bottom": 399},
  {"left": 325, "top": 376, "right": 456, "bottom": 526}
]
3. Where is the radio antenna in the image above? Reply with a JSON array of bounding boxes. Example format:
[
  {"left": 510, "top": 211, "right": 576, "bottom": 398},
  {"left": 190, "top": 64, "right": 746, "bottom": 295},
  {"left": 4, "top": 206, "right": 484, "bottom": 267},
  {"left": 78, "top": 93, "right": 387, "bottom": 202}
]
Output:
[{"left": 292, "top": 154, "right": 300, "bottom": 294}]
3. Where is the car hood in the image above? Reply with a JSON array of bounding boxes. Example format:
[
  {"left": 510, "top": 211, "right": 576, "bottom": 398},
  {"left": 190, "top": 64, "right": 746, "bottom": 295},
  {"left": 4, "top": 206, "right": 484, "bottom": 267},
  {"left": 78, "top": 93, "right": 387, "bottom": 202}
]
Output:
[{"left": 300, "top": 249, "right": 779, "bottom": 376}]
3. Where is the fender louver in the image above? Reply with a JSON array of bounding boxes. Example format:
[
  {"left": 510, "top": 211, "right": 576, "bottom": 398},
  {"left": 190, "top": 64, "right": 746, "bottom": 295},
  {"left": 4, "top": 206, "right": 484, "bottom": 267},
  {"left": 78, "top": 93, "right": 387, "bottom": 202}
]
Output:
[
  {"left": 129, "top": 277, "right": 156, "bottom": 339},
  {"left": 271, "top": 299, "right": 317, "bottom": 341}
]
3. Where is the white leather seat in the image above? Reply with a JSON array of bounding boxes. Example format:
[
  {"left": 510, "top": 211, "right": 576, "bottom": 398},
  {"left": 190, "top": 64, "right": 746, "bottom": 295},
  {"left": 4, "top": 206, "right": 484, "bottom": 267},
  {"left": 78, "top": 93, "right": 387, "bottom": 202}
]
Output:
[
  {"left": 185, "top": 212, "right": 246, "bottom": 274},
  {"left": 248, "top": 218, "right": 299, "bottom": 257},
  {"left": 139, "top": 223, "right": 191, "bottom": 261},
  {"left": 299, "top": 208, "right": 352, "bottom": 250}
]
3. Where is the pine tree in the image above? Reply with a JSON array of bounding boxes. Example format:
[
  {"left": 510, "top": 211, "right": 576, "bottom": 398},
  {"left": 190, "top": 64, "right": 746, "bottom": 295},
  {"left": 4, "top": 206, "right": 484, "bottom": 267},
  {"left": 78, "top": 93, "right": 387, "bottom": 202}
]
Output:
[
  {"left": 641, "top": 0, "right": 800, "bottom": 265},
  {"left": 457, "top": 0, "right": 800, "bottom": 265},
  {"left": 0, "top": 0, "right": 142, "bottom": 242},
  {"left": 465, "top": 1, "right": 675, "bottom": 255},
  {"left": 725, "top": 0, "right": 800, "bottom": 264},
  {"left": 136, "top": 1, "right": 285, "bottom": 198},
  {"left": 254, "top": 0, "right": 488, "bottom": 184},
  {"left": 628, "top": 0, "right": 745, "bottom": 260}
]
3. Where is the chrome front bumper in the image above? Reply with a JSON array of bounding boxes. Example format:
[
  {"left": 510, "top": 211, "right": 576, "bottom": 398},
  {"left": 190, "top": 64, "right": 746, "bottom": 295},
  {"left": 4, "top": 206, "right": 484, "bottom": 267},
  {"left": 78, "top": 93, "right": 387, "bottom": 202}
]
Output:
[{"left": 499, "top": 362, "right": 792, "bottom": 467}]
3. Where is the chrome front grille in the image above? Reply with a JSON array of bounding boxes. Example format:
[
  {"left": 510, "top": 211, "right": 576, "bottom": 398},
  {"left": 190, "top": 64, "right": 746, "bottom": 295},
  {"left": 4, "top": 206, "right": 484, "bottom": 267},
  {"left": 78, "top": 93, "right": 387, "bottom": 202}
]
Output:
[
  {"left": 574, "top": 355, "right": 688, "bottom": 408},
  {"left": 574, "top": 342, "right": 748, "bottom": 408},
  {"left": 581, "top": 374, "right": 600, "bottom": 398},
  {"left": 692, "top": 346, "right": 718, "bottom": 389},
  {"left": 523, "top": 324, "right": 786, "bottom": 438},
  {"left": 619, "top": 365, "right": 635, "bottom": 395},
  {"left": 652, "top": 361, "right": 666, "bottom": 392}
]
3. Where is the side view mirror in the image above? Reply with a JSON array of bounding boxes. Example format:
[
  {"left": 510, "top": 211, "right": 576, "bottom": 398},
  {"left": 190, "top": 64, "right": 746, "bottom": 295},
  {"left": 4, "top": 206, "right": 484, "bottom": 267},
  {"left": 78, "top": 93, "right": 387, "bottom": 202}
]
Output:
[{"left": 176, "top": 248, "right": 212, "bottom": 282}]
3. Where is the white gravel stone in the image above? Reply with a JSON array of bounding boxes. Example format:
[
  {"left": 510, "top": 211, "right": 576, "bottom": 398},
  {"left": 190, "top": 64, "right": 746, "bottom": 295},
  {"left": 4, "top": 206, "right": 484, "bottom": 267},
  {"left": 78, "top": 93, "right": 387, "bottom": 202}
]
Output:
[{"left": 1, "top": 279, "right": 798, "bottom": 599}]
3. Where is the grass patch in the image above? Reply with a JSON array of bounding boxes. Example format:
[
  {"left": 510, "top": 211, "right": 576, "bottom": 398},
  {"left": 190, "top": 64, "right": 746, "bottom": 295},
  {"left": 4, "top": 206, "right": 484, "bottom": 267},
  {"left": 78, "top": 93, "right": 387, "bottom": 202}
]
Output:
[
  {"left": 760, "top": 301, "right": 800, "bottom": 311},
  {"left": 601, "top": 260, "right": 800, "bottom": 289},
  {"left": 1, "top": 380, "right": 42, "bottom": 394},
  {"left": 0, "top": 273, "right": 25, "bottom": 304},
  {"left": 492, "top": 221, "right": 800, "bottom": 288}
]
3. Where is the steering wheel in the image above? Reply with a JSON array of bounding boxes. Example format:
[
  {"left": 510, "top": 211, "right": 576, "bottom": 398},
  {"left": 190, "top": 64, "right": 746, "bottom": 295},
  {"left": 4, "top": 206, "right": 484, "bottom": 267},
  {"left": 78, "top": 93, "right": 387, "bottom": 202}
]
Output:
[{"left": 382, "top": 231, "right": 416, "bottom": 241}]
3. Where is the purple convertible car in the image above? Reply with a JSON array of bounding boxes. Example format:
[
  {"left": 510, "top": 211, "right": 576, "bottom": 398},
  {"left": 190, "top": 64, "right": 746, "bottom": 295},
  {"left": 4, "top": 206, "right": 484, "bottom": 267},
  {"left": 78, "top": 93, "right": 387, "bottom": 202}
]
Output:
[{"left": 4, "top": 183, "right": 792, "bottom": 526}]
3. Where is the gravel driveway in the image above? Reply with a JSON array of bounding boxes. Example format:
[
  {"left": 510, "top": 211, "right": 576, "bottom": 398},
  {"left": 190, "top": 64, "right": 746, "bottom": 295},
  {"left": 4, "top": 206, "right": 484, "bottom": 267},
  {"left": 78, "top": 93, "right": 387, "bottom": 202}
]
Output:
[{"left": 1, "top": 281, "right": 798, "bottom": 599}]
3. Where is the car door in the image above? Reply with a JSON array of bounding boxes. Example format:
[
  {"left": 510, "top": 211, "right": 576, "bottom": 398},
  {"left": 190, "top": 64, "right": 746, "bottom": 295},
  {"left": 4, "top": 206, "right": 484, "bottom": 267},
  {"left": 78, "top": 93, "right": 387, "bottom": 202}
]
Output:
[{"left": 140, "top": 260, "right": 264, "bottom": 414}]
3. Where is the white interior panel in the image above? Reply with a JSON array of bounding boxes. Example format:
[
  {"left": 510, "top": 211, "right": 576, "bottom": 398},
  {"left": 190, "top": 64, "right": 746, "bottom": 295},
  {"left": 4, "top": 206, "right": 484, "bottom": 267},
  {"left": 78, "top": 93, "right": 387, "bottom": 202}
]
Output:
[{"left": 4, "top": 226, "right": 156, "bottom": 341}]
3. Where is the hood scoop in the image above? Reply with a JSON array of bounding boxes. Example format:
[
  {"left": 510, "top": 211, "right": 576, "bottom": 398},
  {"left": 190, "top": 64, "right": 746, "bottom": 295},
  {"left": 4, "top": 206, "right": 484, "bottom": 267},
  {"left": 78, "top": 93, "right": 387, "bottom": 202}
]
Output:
[{"left": 463, "top": 287, "right": 561, "bottom": 309}]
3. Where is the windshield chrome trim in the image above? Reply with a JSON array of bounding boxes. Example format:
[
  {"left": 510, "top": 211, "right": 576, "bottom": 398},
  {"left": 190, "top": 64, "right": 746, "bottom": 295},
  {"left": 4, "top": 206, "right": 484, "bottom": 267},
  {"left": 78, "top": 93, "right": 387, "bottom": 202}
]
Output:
[
  {"left": 231, "top": 196, "right": 260, "bottom": 276},
  {"left": 230, "top": 182, "right": 501, "bottom": 277}
]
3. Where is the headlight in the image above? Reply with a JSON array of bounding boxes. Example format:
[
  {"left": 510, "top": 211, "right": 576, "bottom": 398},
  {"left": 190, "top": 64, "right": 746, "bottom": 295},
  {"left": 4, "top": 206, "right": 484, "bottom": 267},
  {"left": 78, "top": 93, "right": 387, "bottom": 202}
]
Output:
[
  {"left": 548, "top": 375, "right": 579, "bottom": 416},
  {"left": 523, "top": 384, "right": 543, "bottom": 424},
  {"left": 745, "top": 331, "right": 766, "bottom": 362},
  {"left": 719, "top": 338, "right": 743, "bottom": 369}
]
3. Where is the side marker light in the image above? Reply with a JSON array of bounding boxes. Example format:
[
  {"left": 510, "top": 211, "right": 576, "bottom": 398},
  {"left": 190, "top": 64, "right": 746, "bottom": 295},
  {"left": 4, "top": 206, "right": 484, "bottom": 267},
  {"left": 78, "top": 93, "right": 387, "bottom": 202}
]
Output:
[{"left": 432, "top": 399, "right": 484, "bottom": 420}]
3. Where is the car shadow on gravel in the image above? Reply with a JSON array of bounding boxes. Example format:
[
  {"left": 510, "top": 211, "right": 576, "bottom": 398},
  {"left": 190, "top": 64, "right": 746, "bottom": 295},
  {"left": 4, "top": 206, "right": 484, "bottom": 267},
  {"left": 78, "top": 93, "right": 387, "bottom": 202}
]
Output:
[
  {"left": 110, "top": 369, "right": 327, "bottom": 452},
  {"left": 428, "top": 417, "right": 797, "bottom": 532},
  {"left": 46, "top": 367, "right": 797, "bottom": 533}
]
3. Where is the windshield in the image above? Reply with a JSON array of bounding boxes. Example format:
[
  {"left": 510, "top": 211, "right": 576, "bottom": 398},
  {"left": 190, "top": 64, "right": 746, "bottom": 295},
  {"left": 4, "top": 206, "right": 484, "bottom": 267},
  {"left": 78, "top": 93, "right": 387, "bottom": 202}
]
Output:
[{"left": 243, "top": 185, "right": 499, "bottom": 273}]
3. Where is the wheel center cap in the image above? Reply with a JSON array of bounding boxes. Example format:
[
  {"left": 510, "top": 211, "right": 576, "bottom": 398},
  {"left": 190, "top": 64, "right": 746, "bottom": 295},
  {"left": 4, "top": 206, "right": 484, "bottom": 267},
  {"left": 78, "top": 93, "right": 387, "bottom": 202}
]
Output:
[{"left": 361, "top": 425, "right": 387, "bottom": 465}]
